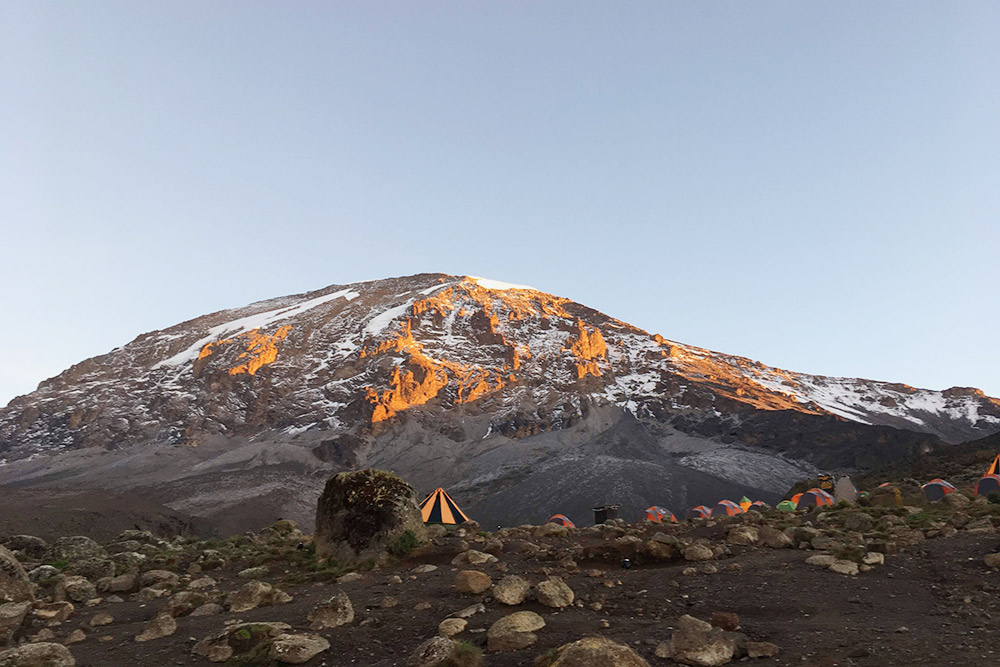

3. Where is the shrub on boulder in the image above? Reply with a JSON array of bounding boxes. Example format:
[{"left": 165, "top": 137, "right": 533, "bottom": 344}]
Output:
[{"left": 314, "top": 469, "right": 427, "bottom": 562}]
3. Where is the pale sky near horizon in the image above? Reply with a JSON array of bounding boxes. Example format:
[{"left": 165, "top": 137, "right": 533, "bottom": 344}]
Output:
[{"left": 1, "top": 2, "right": 998, "bottom": 406}]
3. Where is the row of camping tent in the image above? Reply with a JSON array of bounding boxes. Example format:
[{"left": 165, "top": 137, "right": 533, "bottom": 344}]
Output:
[{"left": 417, "top": 457, "right": 1000, "bottom": 527}]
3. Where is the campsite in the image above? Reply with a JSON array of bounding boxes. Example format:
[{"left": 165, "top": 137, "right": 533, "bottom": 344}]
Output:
[{"left": 4, "top": 446, "right": 1000, "bottom": 666}]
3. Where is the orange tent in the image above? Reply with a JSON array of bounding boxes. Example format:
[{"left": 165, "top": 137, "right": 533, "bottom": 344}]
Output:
[
  {"left": 644, "top": 506, "right": 677, "bottom": 523},
  {"left": 795, "top": 488, "right": 835, "bottom": 509},
  {"left": 987, "top": 455, "right": 1000, "bottom": 476},
  {"left": 922, "top": 478, "right": 956, "bottom": 501},
  {"left": 547, "top": 514, "right": 576, "bottom": 528},
  {"left": 711, "top": 500, "right": 744, "bottom": 517},
  {"left": 975, "top": 475, "right": 1000, "bottom": 497},
  {"left": 687, "top": 505, "right": 712, "bottom": 520},
  {"left": 419, "top": 488, "right": 470, "bottom": 524}
]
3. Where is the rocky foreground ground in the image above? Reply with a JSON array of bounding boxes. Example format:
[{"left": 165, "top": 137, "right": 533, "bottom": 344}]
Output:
[{"left": 3, "top": 487, "right": 1000, "bottom": 666}]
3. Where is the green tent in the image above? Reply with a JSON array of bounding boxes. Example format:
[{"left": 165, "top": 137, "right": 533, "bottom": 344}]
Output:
[{"left": 776, "top": 500, "right": 796, "bottom": 512}]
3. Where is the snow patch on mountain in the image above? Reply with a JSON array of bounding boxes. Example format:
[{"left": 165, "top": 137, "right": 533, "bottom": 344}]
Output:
[
  {"left": 153, "top": 288, "right": 359, "bottom": 369},
  {"left": 469, "top": 276, "right": 536, "bottom": 291}
]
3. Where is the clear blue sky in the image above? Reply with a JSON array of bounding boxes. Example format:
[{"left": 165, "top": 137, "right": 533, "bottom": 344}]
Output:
[{"left": 2, "top": 2, "right": 998, "bottom": 406}]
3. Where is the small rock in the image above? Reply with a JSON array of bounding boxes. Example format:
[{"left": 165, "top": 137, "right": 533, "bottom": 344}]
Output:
[
  {"left": 683, "top": 544, "right": 714, "bottom": 562},
  {"left": 487, "top": 611, "right": 545, "bottom": 652},
  {"left": 454, "top": 570, "right": 491, "bottom": 594},
  {"left": 805, "top": 554, "right": 837, "bottom": 567},
  {"left": 54, "top": 576, "right": 96, "bottom": 603},
  {"left": 188, "top": 577, "right": 217, "bottom": 590},
  {"left": 63, "top": 628, "right": 86, "bottom": 645},
  {"left": 237, "top": 566, "right": 269, "bottom": 579},
  {"left": 189, "top": 603, "right": 224, "bottom": 617},
  {"left": 26, "top": 566, "right": 60, "bottom": 584},
  {"left": 726, "top": 527, "right": 759, "bottom": 546},
  {"left": 411, "top": 564, "right": 438, "bottom": 574},
  {"left": 33, "top": 602, "right": 74, "bottom": 623},
  {"left": 31, "top": 628, "right": 57, "bottom": 642},
  {"left": 747, "top": 641, "right": 780, "bottom": 658},
  {"left": 413, "top": 602, "right": 432, "bottom": 611},
  {"left": 862, "top": 552, "right": 885, "bottom": 566},
  {"left": 90, "top": 612, "right": 114, "bottom": 626},
  {"left": 493, "top": 575, "right": 531, "bottom": 606},
  {"left": 139, "top": 570, "right": 179, "bottom": 590},
  {"left": 536, "top": 577, "right": 574, "bottom": 608},
  {"left": 308, "top": 591, "right": 353, "bottom": 630},
  {"left": 710, "top": 611, "right": 740, "bottom": 631},
  {"left": 0, "top": 602, "right": 32, "bottom": 644},
  {"left": 451, "top": 603, "right": 485, "bottom": 619},
  {"left": 226, "top": 581, "right": 292, "bottom": 612},
  {"left": 984, "top": 553, "right": 1000, "bottom": 570},
  {"left": 829, "top": 560, "right": 859, "bottom": 576},
  {"left": 337, "top": 572, "right": 363, "bottom": 584},
  {"left": 438, "top": 618, "right": 466, "bottom": 637},
  {"left": 406, "top": 636, "right": 456, "bottom": 667},
  {"left": 134, "top": 614, "right": 176, "bottom": 642},
  {"left": 380, "top": 596, "right": 398, "bottom": 608},
  {"left": 268, "top": 633, "right": 330, "bottom": 664}
]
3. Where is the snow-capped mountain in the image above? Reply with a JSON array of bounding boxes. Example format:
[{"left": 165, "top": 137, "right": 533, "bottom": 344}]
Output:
[{"left": 1, "top": 274, "right": 997, "bottom": 531}]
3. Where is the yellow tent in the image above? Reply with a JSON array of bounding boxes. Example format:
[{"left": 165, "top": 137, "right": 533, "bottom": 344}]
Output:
[
  {"left": 419, "top": 487, "right": 470, "bottom": 525},
  {"left": 987, "top": 454, "right": 1000, "bottom": 476}
]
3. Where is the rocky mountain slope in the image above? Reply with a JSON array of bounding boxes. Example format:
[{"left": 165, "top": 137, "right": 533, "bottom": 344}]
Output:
[{"left": 1, "top": 274, "right": 997, "bottom": 531}]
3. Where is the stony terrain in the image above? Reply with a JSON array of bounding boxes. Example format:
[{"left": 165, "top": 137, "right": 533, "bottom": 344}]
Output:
[
  {"left": 3, "top": 466, "right": 1000, "bottom": 667},
  {"left": 2, "top": 274, "right": 998, "bottom": 533}
]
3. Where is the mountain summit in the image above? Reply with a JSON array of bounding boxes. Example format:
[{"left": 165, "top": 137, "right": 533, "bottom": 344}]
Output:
[{"left": 1, "top": 273, "right": 997, "bottom": 531}]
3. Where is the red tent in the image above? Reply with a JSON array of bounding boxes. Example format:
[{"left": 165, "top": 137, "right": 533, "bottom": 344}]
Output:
[{"left": 547, "top": 514, "right": 576, "bottom": 528}]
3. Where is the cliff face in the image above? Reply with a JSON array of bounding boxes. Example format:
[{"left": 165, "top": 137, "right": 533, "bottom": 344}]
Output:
[{"left": 0, "top": 273, "right": 997, "bottom": 529}]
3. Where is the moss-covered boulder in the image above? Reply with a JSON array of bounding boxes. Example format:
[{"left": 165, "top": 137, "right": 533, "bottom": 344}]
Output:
[{"left": 314, "top": 469, "right": 427, "bottom": 562}]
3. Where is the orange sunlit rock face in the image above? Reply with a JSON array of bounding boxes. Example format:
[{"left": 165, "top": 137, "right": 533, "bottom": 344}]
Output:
[
  {"left": 365, "top": 358, "right": 449, "bottom": 423},
  {"left": 197, "top": 326, "right": 292, "bottom": 376},
  {"left": 565, "top": 320, "right": 607, "bottom": 379},
  {"left": 359, "top": 281, "right": 566, "bottom": 423}
]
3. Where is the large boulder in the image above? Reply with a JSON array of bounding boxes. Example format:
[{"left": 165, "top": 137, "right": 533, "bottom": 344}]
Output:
[
  {"left": 226, "top": 581, "right": 293, "bottom": 613},
  {"left": 44, "top": 537, "right": 104, "bottom": 564},
  {"left": 314, "top": 469, "right": 427, "bottom": 562},
  {"left": 536, "top": 577, "right": 574, "bottom": 608},
  {"left": 193, "top": 622, "right": 291, "bottom": 663},
  {"left": 0, "top": 602, "right": 31, "bottom": 645},
  {"left": 0, "top": 548, "right": 32, "bottom": 605},
  {"left": 53, "top": 577, "right": 96, "bottom": 604},
  {"left": 539, "top": 635, "right": 649, "bottom": 666},
  {"left": 487, "top": 611, "right": 545, "bottom": 652},
  {"left": 0, "top": 538, "right": 47, "bottom": 561},
  {"left": 670, "top": 614, "right": 736, "bottom": 667},
  {"left": 0, "top": 643, "right": 75, "bottom": 667}
]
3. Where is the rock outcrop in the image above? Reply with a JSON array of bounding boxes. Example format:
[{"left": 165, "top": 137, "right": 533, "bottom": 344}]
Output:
[{"left": 314, "top": 469, "right": 427, "bottom": 562}]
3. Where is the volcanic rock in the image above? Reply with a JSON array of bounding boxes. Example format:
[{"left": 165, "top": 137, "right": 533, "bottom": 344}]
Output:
[
  {"left": 541, "top": 635, "right": 649, "bottom": 666},
  {"left": 0, "top": 548, "right": 32, "bottom": 604},
  {"left": 308, "top": 591, "right": 353, "bottom": 629},
  {"left": 0, "top": 643, "right": 75, "bottom": 667},
  {"left": 267, "top": 633, "right": 330, "bottom": 664},
  {"left": 313, "top": 469, "right": 427, "bottom": 562}
]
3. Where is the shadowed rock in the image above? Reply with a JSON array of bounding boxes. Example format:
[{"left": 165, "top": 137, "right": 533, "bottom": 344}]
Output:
[{"left": 314, "top": 469, "right": 427, "bottom": 562}]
